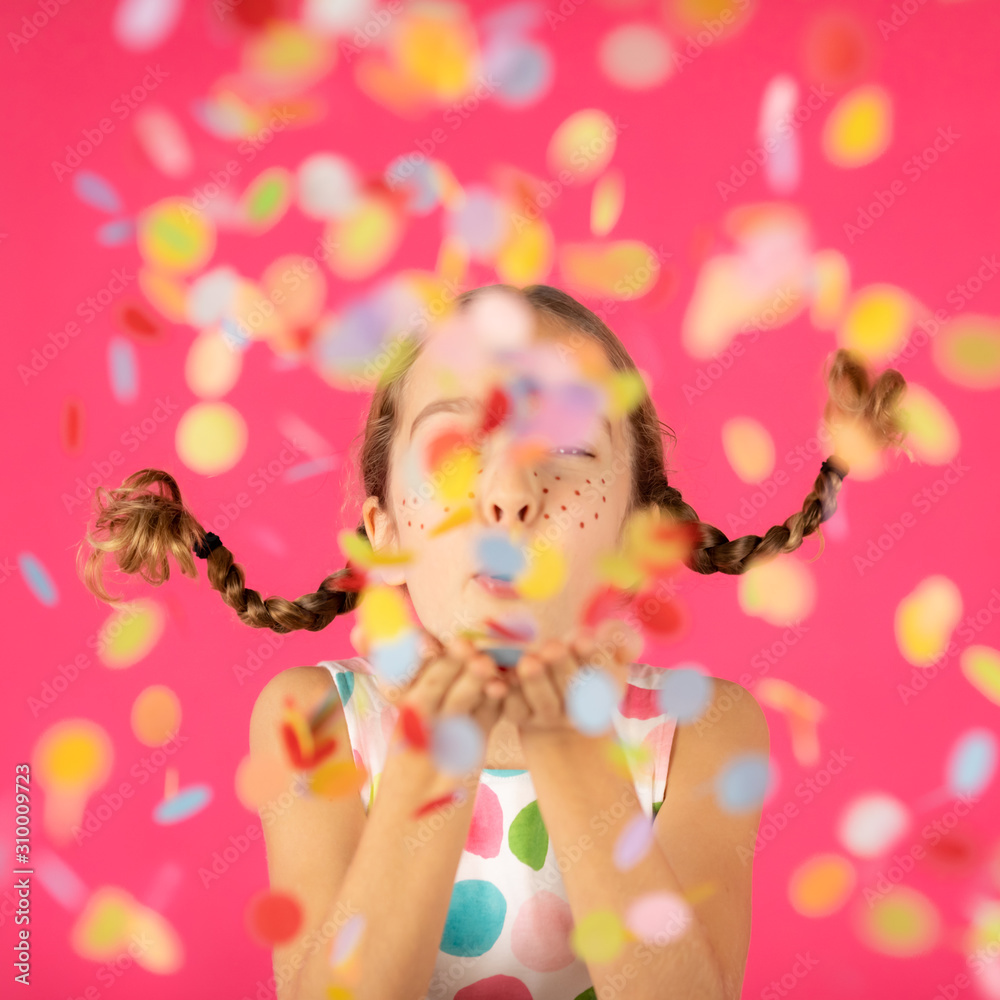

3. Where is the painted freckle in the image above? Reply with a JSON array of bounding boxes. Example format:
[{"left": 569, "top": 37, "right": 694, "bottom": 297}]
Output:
[
  {"left": 420, "top": 524, "right": 424, "bottom": 529},
  {"left": 602, "top": 496, "right": 606, "bottom": 502},
  {"left": 544, "top": 514, "right": 549, "bottom": 518},
  {"left": 594, "top": 513, "right": 598, "bottom": 519},
  {"left": 408, "top": 521, "right": 411, "bottom": 526},
  {"left": 579, "top": 521, "right": 584, "bottom": 528},
  {"left": 601, "top": 478, "right": 605, "bottom": 484},
  {"left": 542, "top": 488, "right": 548, "bottom": 493},
  {"left": 574, "top": 490, "right": 580, "bottom": 495},
  {"left": 561, "top": 505, "right": 566, "bottom": 511}
]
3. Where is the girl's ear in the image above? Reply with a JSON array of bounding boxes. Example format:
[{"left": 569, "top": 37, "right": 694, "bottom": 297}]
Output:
[{"left": 362, "top": 495, "right": 408, "bottom": 587}]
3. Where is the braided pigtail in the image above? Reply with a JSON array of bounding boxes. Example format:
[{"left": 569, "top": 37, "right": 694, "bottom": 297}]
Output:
[
  {"left": 645, "top": 348, "right": 909, "bottom": 574},
  {"left": 77, "top": 468, "right": 366, "bottom": 632}
]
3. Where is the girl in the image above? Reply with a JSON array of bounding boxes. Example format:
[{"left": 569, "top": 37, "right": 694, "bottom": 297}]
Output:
[{"left": 79, "top": 284, "right": 908, "bottom": 1000}]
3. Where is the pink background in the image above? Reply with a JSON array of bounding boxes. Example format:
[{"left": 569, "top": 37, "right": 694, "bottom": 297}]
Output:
[{"left": 2, "top": 1, "right": 999, "bottom": 998}]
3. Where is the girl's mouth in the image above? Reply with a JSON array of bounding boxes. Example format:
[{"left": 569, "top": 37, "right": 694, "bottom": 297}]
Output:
[{"left": 473, "top": 574, "right": 521, "bottom": 599}]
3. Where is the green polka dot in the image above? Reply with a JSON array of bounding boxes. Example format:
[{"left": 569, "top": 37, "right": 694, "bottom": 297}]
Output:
[
  {"left": 652, "top": 800, "right": 663, "bottom": 818},
  {"left": 573, "top": 988, "right": 597, "bottom": 1000},
  {"left": 508, "top": 799, "right": 548, "bottom": 870}
]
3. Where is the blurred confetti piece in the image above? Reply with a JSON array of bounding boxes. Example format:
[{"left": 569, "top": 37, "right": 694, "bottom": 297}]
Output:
[
  {"left": 113, "top": 0, "right": 183, "bottom": 50},
  {"left": 945, "top": 728, "right": 997, "bottom": 799},
  {"left": 753, "top": 678, "right": 825, "bottom": 766},
  {"left": 722, "top": 416, "right": 775, "bottom": 484},
  {"left": 803, "top": 9, "right": 871, "bottom": 88},
  {"left": 19, "top": 552, "right": 59, "bottom": 606},
  {"left": 186, "top": 329, "right": 243, "bottom": 398},
  {"left": 431, "top": 715, "right": 485, "bottom": 775},
  {"left": 97, "top": 599, "right": 167, "bottom": 669},
  {"left": 60, "top": 397, "right": 85, "bottom": 454},
  {"left": 496, "top": 214, "right": 554, "bottom": 285},
  {"left": 429, "top": 505, "right": 474, "bottom": 537},
  {"left": 74, "top": 171, "right": 124, "bottom": 214},
  {"left": 961, "top": 645, "right": 1000, "bottom": 707},
  {"left": 138, "top": 198, "right": 216, "bottom": 274},
  {"left": 33, "top": 720, "right": 113, "bottom": 844},
  {"left": 656, "top": 667, "right": 712, "bottom": 722},
  {"left": 413, "top": 788, "right": 466, "bottom": 819},
  {"left": 932, "top": 314, "right": 1000, "bottom": 390},
  {"left": 613, "top": 813, "right": 655, "bottom": 871},
  {"left": 126, "top": 894, "right": 185, "bottom": 970},
  {"left": 714, "top": 752, "right": 771, "bottom": 812},
  {"left": 133, "top": 106, "right": 192, "bottom": 177},
  {"left": 97, "top": 218, "right": 136, "bottom": 246},
  {"left": 809, "top": 249, "right": 850, "bottom": 330},
  {"left": 175, "top": 401, "right": 248, "bottom": 475},
  {"left": 187, "top": 266, "right": 239, "bottom": 326},
  {"left": 853, "top": 886, "right": 940, "bottom": 956},
  {"left": 153, "top": 782, "right": 213, "bottom": 824},
  {"left": 324, "top": 195, "right": 403, "bottom": 281},
  {"left": 131, "top": 685, "right": 181, "bottom": 746},
  {"left": 625, "top": 892, "right": 693, "bottom": 944},
  {"left": 34, "top": 849, "right": 89, "bottom": 911},
  {"left": 548, "top": 109, "right": 617, "bottom": 182},
  {"left": 559, "top": 240, "right": 660, "bottom": 299},
  {"left": 822, "top": 84, "right": 892, "bottom": 168},
  {"left": 759, "top": 75, "right": 800, "bottom": 194},
  {"left": 483, "top": 34, "right": 552, "bottom": 108},
  {"left": 739, "top": 556, "right": 816, "bottom": 627},
  {"left": 515, "top": 543, "right": 567, "bottom": 601},
  {"left": 297, "top": 152, "right": 360, "bottom": 220},
  {"left": 370, "top": 628, "right": 422, "bottom": 686},
  {"left": 109, "top": 336, "right": 139, "bottom": 403},
  {"left": 310, "top": 759, "right": 367, "bottom": 801},
  {"left": 836, "top": 793, "right": 910, "bottom": 858},
  {"left": 70, "top": 886, "right": 184, "bottom": 970},
  {"left": 240, "top": 167, "right": 293, "bottom": 233},
  {"left": 570, "top": 909, "right": 627, "bottom": 963},
  {"left": 599, "top": 23, "right": 673, "bottom": 90},
  {"left": 235, "top": 752, "right": 296, "bottom": 810},
  {"left": 330, "top": 912, "right": 366, "bottom": 967},
  {"left": 246, "top": 889, "right": 303, "bottom": 947},
  {"left": 281, "top": 695, "right": 337, "bottom": 770},
  {"left": 897, "top": 383, "right": 959, "bottom": 465},
  {"left": 789, "top": 853, "right": 855, "bottom": 917},
  {"left": 117, "top": 302, "right": 161, "bottom": 339},
  {"left": 895, "top": 575, "right": 963, "bottom": 668},
  {"left": 838, "top": 284, "right": 913, "bottom": 363},
  {"left": 398, "top": 703, "right": 430, "bottom": 751},
  {"left": 139, "top": 267, "right": 188, "bottom": 323},
  {"left": 243, "top": 21, "right": 335, "bottom": 89},
  {"left": 566, "top": 667, "right": 619, "bottom": 736},
  {"left": 357, "top": 584, "right": 411, "bottom": 640}
]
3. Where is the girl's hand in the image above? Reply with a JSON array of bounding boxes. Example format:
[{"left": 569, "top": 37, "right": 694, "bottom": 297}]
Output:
[{"left": 499, "top": 618, "right": 643, "bottom": 738}]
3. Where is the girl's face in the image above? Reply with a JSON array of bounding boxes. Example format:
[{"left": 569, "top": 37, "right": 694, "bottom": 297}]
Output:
[{"left": 363, "top": 316, "right": 634, "bottom": 656}]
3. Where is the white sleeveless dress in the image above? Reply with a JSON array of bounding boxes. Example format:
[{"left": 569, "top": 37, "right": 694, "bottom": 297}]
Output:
[{"left": 318, "top": 656, "right": 678, "bottom": 1000}]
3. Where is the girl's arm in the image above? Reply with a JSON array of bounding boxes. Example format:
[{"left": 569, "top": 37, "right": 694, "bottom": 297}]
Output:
[{"left": 249, "top": 664, "right": 491, "bottom": 1000}]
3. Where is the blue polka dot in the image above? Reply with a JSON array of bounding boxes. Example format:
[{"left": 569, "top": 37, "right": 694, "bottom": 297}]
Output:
[
  {"left": 440, "top": 880, "right": 506, "bottom": 957},
  {"left": 334, "top": 671, "right": 355, "bottom": 707}
]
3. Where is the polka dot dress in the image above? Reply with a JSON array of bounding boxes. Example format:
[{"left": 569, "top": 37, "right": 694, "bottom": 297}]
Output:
[{"left": 319, "top": 657, "right": 678, "bottom": 1000}]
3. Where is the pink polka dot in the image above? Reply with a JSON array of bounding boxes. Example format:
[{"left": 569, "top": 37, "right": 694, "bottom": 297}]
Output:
[
  {"left": 455, "top": 974, "right": 533, "bottom": 999},
  {"left": 619, "top": 683, "right": 659, "bottom": 720},
  {"left": 510, "top": 890, "right": 575, "bottom": 971},
  {"left": 352, "top": 747, "right": 365, "bottom": 771},
  {"left": 465, "top": 782, "right": 503, "bottom": 859}
]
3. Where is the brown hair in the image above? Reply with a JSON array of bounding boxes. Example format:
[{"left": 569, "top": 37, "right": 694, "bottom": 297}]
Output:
[{"left": 77, "top": 283, "right": 909, "bottom": 632}]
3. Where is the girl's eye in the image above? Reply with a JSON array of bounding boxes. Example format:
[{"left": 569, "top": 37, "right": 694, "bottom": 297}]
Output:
[{"left": 548, "top": 446, "right": 596, "bottom": 458}]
